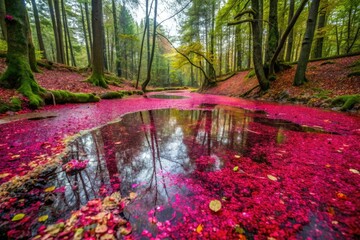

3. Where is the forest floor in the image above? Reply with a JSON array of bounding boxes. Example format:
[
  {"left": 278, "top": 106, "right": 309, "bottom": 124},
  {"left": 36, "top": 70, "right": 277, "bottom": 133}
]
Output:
[
  {"left": 204, "top": 54, "right": 360, "bottom": 113},
  {"left": 0, "top": 54, "right": 359, "bottom": 115}
]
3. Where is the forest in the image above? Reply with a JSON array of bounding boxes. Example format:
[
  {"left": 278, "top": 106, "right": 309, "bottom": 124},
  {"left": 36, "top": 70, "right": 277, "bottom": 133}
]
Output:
[{"left": 0, "top": 0, "right": 359, "bottom": 239}]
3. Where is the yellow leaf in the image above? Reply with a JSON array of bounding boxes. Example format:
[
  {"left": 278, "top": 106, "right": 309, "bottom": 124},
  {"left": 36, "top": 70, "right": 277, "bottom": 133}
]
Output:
[
  {"left": 209, "top": 200, "right": 222, "bottom": 212},
  {"left": 234, "top": 155, "right": 241, "bottom": 159},
  {"left": 0, "top": 173, "right": 10, "bottom": 179},
  {"left": 129, "top": 192, "right": 137, "bottom": 200},
  {"left": 38, "top": 215, "right": 49, "bottom": 222},
  {"left": 267, "top": 175, "right": 277, "bottom": 181},
  {"left": 11, "top": 155, "right": 21, "bottom": 159},
  {"left": 233, "top": 166, "right": 239, "bottom": 172},
  {"left": 196, "top": 224, "right": 203, "bottom": 234},
  {"left": 44, "top": 186, "right": 56, "bottom": 192},
  {"left": 12, "top": 213, "right": 25, "bottom": 221},
  {"left": 349, "top": 168, "right": 359, "bottom": 174},
  {"left": 95, "top": 224, "right": 108, "bottom": 234}
]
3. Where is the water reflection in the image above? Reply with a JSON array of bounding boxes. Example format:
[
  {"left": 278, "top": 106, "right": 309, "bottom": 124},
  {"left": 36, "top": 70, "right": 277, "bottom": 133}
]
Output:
[{"left": 45, "top": 106, "right": 333, "bottom": 237}]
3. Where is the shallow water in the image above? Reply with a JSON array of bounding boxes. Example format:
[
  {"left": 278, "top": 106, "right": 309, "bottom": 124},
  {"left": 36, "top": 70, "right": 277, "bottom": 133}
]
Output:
[{"left": 35, "top": 105, "right": 358, "bottom": 238}]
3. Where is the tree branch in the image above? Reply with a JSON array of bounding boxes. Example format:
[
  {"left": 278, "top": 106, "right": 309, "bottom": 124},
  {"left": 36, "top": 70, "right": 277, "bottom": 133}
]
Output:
[
  {"left": 228, "top": 19, "right": 253, "bottom": 26},
  {"left": 234, "top": 9, "right": 255, "bottom": 19},
  {"left": 157, "top": 0, "right": 191, "bottom": 27},
  {"left": 156, "top": 32, "right": 210, "bottom": 80}
]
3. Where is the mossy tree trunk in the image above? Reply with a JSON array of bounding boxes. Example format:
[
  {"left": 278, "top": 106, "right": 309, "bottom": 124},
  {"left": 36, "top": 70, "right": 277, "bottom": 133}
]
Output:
[
  {"left": 88, "top": 0, "right": 107, "bottom": 88},
  {"left": 0, "top": 0, "right": 44, "bottom": 108},
  {"left": 0, "top": 0, "right": 7, "bottom": 40},
  {"left": 265, "top": 0, "right": 279, "bottom": 64}
]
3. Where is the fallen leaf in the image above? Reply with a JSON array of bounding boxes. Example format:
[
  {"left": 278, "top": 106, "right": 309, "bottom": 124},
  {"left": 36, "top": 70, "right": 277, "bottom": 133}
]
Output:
[
  {"left": 129, "top": 192, "right": 137, "bottom": 200},
  {"left": 12, "top": 213, "right": 25, "bottom": 221},
  {"left": 196, "top": 224, "right": 203, "bottom": 234},
  {"left": 44, "top": 186, "right": 56, "bottom": 192},
  {"left": 233, "top": 166, "right": 239, "bottom": 172},
  {"left": 38, "top": 215, "right": 49, "bottom": 222},
  {"left": 267, "top": 175, "right": 277, "bottom": 181},
  {"left": 0, "top": 173, "right": 10, "bottom": 179},
  {"left": 349, "top": 168, "right": 359, "bottom": 174},
  {"left": 234, "top": 155, "right": 241, "bottom": 159},
  {"left": 95, "top": 224, "right": 108, "bottom": 234},
  {"left": 209, "top": 199, "right": 222, "bottom": 212}
]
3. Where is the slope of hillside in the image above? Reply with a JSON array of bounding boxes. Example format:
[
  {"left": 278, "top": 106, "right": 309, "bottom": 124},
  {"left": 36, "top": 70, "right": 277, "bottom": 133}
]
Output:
[{"left": 204, "top": 55, "right": 360, "bottom": 111}]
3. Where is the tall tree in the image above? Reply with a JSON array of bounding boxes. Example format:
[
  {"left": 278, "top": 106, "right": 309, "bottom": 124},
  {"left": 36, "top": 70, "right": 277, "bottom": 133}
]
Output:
[
  {"left": 265, "top": 0, "right": 279, "bottom": 63},
  {"left": 54, "top": 0, "right": 65, "bottom": 63},
  {"left": 141, "top": 0, "right": 158, "bottom": 91},
  {"left": 294, "top": 0, "right": 321, "bottom": 86},
  {"left": 88, "top": 0, "right": 107, "bottom": 87},
  {"left": 30, "top": 0, "right": 47, "bottom": 59},
  {"left": 112, "top": 0, "right": 121, "bottom": 77},
  {"left": 80, "top": 2, "right": 91, "bottom": 65},
  {"left": 0, "top": 0, "right": 44, "bottom": 108},
  {"left": 313, "top": 0, "right": 328, "bottom": 58}
]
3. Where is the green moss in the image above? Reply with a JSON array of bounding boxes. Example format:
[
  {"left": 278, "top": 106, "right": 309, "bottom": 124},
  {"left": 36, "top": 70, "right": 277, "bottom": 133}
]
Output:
[
  {"left": 313, "top": 88, "right": 332, "bottom": 99},
  {"left": 47, "top": 90, "right": 100, "bottom": 104},
  {"left": 100, "top": 91, "right": 124, "bottom": 99},
  {"left": 0, "top": 97, "right": 22, "bottom": 114},
  {"left": 331, "top": 94, "right": 360, "bottom": 111},
  {"left": 87, "top": 73, "right": 108, "bottom": 88},
  {"left": 246, "top": 70, "right": 256, "bottom": 79}
]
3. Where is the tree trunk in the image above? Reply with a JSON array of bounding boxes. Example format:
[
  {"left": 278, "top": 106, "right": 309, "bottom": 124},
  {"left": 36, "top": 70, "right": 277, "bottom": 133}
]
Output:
[
  {"left": 112, "top": 0, "right": 122, "bottom": 77},
  {"left": 294, "top": 0, "right": 320, "bottom": 86},
  {"left": 54, "top": 0, "right": 65, "bottom": 63},
  {"left": 61, "top": 0, "right": 76, "bottom": 66},
  {"left": 48, "top": 0, "right": 61, "bottom": 63},
  {"left": 61, "top": 0, "right": 69, "bottom": 65},
  {"left": 88, "top": 0, "right": 107, "bottom": 88},
  {"left": 285, "top": 0, "right": 295, "bottom": 62},
  {"left": 26, "top": 11, "right": 39, "bottom": 72},
  {"left": 0, "top": 0, "right": 44, "bottom": 108},
  {"left": 265, "top": 0, "right": 279, "bottom": 63},
  {"left": 85, "top": 1, "right": 92, "bottom": 51},
  {"left": 0, "top": 0, "right": 6, "bottom": 40},
  {"left": 80, "top": 3, "right": 91, "bottom": 65},
  {"left": 31, "top": 0, "right": 46, "bottom": 59},
  {"left": 142, "top": 0, "right": 158, "bottom": 92},
  {"left": 251, "top": 0, "right": 269, "bottom": 90},
  {"left": 313, "top": 0, "right": 328, "bottom": 58}
]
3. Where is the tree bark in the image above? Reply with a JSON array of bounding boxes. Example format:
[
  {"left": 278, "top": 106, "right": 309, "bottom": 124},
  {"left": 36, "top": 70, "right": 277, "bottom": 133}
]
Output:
[
  {"left": 251, "top": 0, "right": 269, "bottom": 90},
  {"left": 48, "top": 0, "right": 61, "bottom": 63},
  {"left": 265, "top": 0, "right": 279, "bottom": 63},
  {"left": 0, "top": 0, "right": 44, "bottom": 108},
  {"left": 85, "top": 1, "right": 92, "bottom": 51},
  {"left": 313, "top": 0, "right": 328, "bottom": 58},
  {"left": 294, "top": 0, "right": 320, "bottom": 86},
  {"left": 0, "top": 0, "right": 6, "bottom": 40},
  {"left": 88, "top": 0, "right": 107, "bottom": 88},
  {"left": 285, "top": 0, "right": 295, "bottom": 62},
  {"left": 26, "top": 11, "right": 39, "bottom": 72}
]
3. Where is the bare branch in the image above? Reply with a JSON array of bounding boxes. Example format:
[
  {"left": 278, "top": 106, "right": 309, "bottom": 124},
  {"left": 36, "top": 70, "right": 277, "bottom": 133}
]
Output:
[
  {"left": 157, "top": 1, "right": 191, "bottom": 27},
  {"left": 234, "top": 9, "right": 255, "bottom": 19},
  {"left": 228, "top": 19, "right": 253, "bottom": 26}
]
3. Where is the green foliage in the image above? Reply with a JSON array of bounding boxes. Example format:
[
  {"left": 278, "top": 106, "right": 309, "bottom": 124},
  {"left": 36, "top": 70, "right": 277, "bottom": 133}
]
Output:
[
  {"left": 313, "top": 88, "right": 332, "bottom": 99},
  {"left": 48, "top": 90, "right": 100, "bottom": 104},
  {"left": 331, "top": 94, "right": 360, "bottom": 111}
]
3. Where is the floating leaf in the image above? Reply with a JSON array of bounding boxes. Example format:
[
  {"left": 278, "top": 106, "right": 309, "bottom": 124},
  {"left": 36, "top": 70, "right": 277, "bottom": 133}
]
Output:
[
  {"left": 209, "top": 200, "right": 222, "bottom": 212},
  {"left": 196, "top": 224, "right": 203, "bottom": 234},
  {"left": 349, "top": 168, "right": 359, "bottom": 174},
  {"left": 95, "top": 224, "right": 108, "bottom": 234},
  {"left": 11, "top": 154, "right": 21, "bottom": 159},
  {"left": 234, "top": 155, "right": 241, "bottom": 159},
  {"left": 12, "top": 213, "right": 25, "bottom": 221},
  {"left": 73, "top": 228, "right": 84, "bottom": 240},
  {"left": 233, "top": 166, "right": 239, "bottom": 172},
  {"left": 44, "top": 186, "right": 56, "bottom": 192},
  {"left": 336, "top": 192, "right": 347, "bottom": 200},
  {"left": 38, "top": 215, "right": 49, "bottom": 222},
  {"left": 267, "top": 175, "right": 277, "bottom": 181}
]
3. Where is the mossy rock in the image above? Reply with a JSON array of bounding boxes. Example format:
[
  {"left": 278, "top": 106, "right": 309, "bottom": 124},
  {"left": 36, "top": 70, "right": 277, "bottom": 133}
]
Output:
[
  {"left": 45, "top": 90, "right": 100, "bottom": 104},
  {"left": 331, "top": 94, "right": 360, "bottom": 111},
  {"left": 100, "top": 91, "right": 124, "bottom": 99}
]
